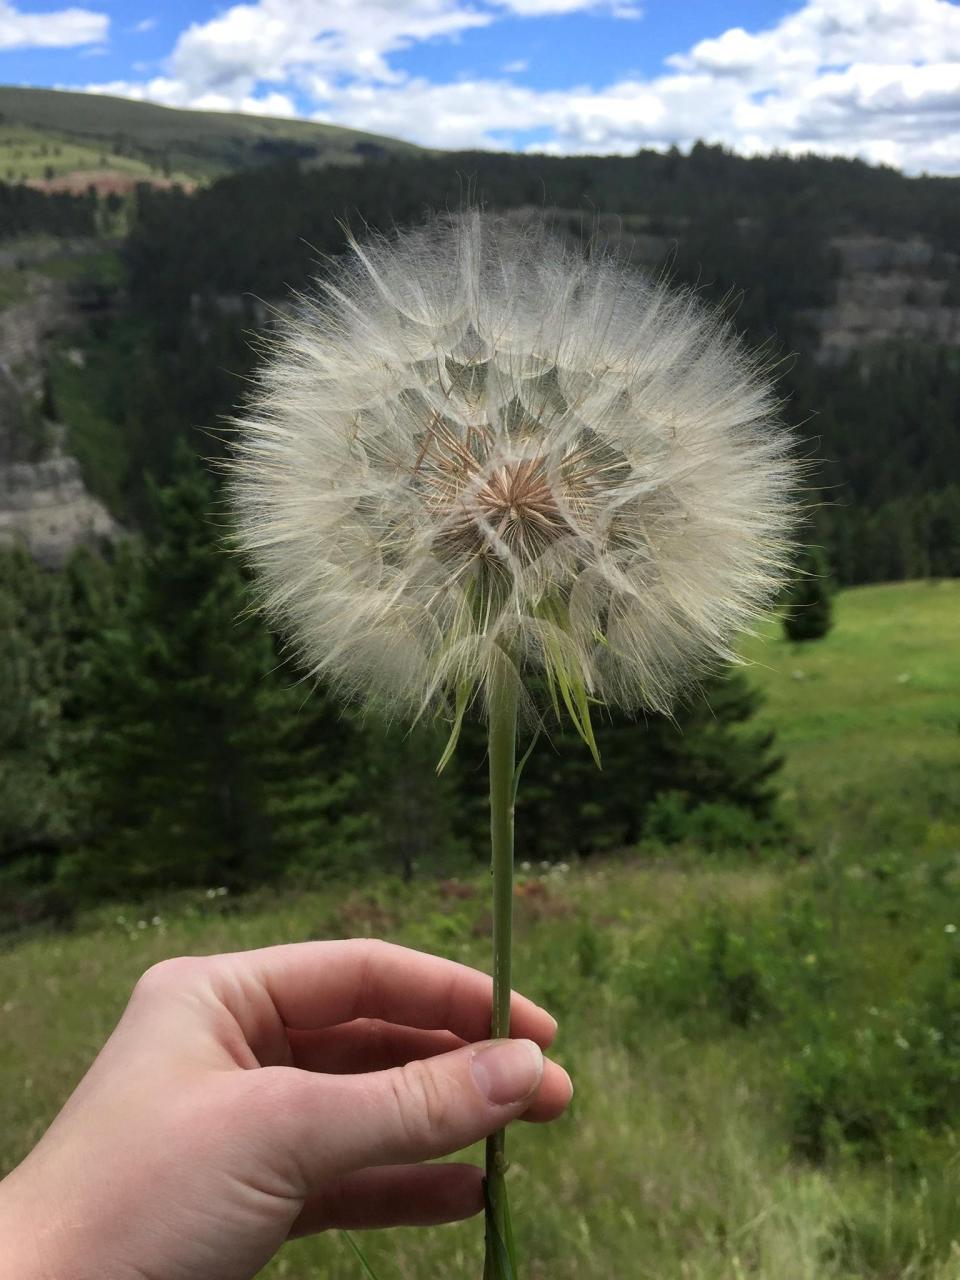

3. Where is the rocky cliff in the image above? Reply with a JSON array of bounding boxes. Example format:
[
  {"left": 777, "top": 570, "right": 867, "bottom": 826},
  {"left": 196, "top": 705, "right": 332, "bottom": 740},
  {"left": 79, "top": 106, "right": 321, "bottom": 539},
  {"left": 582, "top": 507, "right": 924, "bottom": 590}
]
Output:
[
  {"left": 0, "top": 258, "right": 118, "bottom": 567},
  {"left": 814, "top": 237, "right": 960, "bottom": 363}
]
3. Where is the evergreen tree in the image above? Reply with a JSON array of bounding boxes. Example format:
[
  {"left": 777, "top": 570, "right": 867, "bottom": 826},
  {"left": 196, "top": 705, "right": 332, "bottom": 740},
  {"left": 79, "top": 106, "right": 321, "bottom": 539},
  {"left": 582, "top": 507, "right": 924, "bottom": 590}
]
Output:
[
  {"left": 453, "top": 667, "right": 784, "bottom": 860},
  {"left": 0, "top": 546, "right": 113, "bottom": 923},
  {"left": 363, "top": 724, "right": 466, "bottom": 883},
  {"left": 784, "top": 546, "right": 835, "bottom": 642},
  {"left": 65, "top": 446, "right": 348, "bottom": 898},
  {"left": 0, "top": 549, "right": 71, "bottom": 875}
]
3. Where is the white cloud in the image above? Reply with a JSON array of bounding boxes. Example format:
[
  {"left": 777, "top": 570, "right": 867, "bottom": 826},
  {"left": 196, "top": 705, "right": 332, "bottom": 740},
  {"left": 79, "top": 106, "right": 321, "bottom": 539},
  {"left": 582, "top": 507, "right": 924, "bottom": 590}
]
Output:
[
  {"left": 0, "top": 0, "right": 107, "bottom": 49},
  {"left": 85, "top": 78, "right": 298, "bottom": 118},
  {"left": 80, "top": 0, "right": 960, "bottom": 173},
  {"left": 501, "top": 58, "right": 529, "bottom": 73},
  {"left": 494, "top": 0, "right": 641, "bottom": 13},
  {"left": 131, "top": 17, "right": 156, "bottom": 34},
  {"left": 165, "top": 1, "right": 495, "bottom": 105}
]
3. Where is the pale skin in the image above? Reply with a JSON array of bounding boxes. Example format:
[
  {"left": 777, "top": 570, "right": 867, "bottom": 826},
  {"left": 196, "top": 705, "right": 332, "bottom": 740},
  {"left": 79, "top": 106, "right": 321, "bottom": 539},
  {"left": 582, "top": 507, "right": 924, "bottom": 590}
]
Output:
[{"left": 0, "top": 939, "right": 573, "bottom": 1280}]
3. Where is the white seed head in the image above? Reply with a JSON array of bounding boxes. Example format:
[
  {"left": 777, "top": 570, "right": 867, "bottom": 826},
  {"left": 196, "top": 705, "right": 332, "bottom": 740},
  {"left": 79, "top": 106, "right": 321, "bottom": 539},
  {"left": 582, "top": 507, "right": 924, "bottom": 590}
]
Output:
[{"left": 229, "top": 211, "right": 798, "bottom": 723}]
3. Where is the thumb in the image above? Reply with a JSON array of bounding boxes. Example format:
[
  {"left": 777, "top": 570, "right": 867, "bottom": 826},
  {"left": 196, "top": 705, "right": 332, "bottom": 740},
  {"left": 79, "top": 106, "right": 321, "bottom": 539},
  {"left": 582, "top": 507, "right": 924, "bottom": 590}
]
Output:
[{"left": 266, "top": 1039, "right": 544, "bottom": 1184}]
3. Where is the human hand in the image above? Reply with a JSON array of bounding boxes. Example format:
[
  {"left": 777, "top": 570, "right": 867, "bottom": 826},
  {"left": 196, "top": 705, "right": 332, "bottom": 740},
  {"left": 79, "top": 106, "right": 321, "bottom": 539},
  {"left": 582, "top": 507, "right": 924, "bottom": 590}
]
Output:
[{"left": 0, "top": 939, "right": 571, "bottom": 1280}]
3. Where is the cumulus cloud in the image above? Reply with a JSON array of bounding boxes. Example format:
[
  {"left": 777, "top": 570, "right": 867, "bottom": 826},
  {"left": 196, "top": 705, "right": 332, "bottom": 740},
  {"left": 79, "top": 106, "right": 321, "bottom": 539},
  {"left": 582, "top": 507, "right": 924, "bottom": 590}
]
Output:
[
  {"left": 494, "top": 0, "right": 641, "bottom": 13},
  {"left": 80, "top": 0, "right": 960, "bottom": 173},
  {"left": 86, "top": 78, "right": 299, "bottom": 118},
  {"left": 0, "top": 0, "right": 107, "bottom": 48}
]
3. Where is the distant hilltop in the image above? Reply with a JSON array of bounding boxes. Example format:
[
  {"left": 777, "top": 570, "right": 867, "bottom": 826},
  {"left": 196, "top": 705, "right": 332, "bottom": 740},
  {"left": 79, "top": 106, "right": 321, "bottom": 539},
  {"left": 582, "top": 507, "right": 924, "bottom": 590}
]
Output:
[{"left": 0, "top": 84, "right": 418, "bottom": 190}]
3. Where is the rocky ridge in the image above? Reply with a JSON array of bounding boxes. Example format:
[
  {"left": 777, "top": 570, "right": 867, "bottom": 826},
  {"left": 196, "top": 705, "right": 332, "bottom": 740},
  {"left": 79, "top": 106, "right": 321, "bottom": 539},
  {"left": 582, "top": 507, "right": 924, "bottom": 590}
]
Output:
[{"left": 0, "top": 257, "right": 118, "bottom": 567}]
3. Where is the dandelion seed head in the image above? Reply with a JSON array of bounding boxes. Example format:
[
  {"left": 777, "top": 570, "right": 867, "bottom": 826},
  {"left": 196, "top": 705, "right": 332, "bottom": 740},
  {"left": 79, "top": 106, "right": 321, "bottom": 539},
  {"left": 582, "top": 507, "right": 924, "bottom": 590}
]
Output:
[{"left": 230, "top": 211, "right": 798, "bottom": 723}]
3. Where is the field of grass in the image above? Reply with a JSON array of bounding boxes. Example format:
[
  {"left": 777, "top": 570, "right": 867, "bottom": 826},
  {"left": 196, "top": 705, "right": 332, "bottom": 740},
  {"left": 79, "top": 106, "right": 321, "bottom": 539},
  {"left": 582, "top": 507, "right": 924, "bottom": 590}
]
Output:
[
  {"left": 0, "top": 86, "right": 419, "bottom": 183},
  {"left": 1, "top": 582, "right": 958, "bottom": 1278},
  {"left": 743, "top": 580, "right": 959, "bottom": 853},
  {"left": 0, "top": 122, "right": 196, "bottom": 187}
]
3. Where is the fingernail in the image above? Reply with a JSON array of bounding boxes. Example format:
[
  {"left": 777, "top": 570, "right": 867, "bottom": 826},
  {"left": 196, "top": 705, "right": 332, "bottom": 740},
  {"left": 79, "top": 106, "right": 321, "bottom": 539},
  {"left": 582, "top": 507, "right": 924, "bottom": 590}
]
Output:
[{"left": 471, "top": 1039, "right": 543, "bottom": 1105}]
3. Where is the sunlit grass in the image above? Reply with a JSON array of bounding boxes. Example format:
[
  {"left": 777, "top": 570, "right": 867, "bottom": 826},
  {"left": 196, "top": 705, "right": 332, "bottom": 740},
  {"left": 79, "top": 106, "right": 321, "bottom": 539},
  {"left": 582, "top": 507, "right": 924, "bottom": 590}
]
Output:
[{"left": 742, "top": 580, "right": 960, "bottom": 851}]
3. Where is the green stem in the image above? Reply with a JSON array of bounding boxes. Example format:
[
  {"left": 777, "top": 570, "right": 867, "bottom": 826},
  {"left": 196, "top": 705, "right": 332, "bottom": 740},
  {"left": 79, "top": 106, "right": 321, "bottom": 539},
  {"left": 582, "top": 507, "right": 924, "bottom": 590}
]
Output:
[{"left": 484, "top": 658, "right": 519, "bottom": 1279}]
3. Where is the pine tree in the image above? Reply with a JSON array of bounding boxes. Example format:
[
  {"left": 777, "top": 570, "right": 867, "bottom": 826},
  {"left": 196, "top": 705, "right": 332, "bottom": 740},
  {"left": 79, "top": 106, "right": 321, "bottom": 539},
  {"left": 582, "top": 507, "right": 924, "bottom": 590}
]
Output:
[
  {"left": 0, "top": 547, "right": 105, "bottom": 923},
  {"left": 452, "top": 667, "right": 784, "bottom": 860},
  {"left": 363, "top": 724, "right": 466, "bottom": 882},
  {"left": 783, "top": 546, "right": 835, "bottom": 642},
  {"left": 0, "top": 549, "right": 70, "bottom": 871},
  {"left": 66, "top": 446, "right": 349, "bottom": 899}
]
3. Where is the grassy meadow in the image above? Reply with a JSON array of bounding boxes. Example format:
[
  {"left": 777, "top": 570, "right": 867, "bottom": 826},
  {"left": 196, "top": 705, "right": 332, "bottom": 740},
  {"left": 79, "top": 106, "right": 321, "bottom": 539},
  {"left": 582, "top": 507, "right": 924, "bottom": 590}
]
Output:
[
  {"left": 1, "top": 581, "right": 959, "bottom": 1278},
  {"left": 0, "top": 86, "right": 420, "bottom": 184}
]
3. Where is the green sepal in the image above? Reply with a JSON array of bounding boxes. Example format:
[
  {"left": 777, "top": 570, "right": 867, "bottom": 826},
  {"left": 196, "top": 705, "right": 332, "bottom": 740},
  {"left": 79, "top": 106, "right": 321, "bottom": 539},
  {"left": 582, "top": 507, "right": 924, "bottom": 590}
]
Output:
[{"left": 436, "top": 676, "right": 473, "bottom": 774}]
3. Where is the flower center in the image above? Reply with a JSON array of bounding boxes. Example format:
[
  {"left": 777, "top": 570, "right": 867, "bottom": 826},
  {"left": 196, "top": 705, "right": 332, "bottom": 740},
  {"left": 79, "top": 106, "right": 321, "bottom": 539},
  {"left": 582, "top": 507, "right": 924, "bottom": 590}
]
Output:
[{"left": 471, "top": 458, "right": 572, "bottom": 562}]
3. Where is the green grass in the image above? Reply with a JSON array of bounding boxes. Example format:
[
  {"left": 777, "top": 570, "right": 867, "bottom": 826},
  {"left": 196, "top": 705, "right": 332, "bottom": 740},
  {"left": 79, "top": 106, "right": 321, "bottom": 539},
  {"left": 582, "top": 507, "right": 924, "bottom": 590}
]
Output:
[
  {"left": 34, "top": 247, "right": 126, "bottom": 287},
  {"left": 0, "top": 122, "right": 196, "bottom": 186},
  {"left": 0, "top": 86, "right": 420, "bottom": 183},
  {"left": 2, "top": 582, "right": 959, "bottom": 1278},
  {"left": 0, "top": 265, "right": 28, "bottom": 307},
  {"left": 742, "top": 581, "right": 960, "bottom": 852}
]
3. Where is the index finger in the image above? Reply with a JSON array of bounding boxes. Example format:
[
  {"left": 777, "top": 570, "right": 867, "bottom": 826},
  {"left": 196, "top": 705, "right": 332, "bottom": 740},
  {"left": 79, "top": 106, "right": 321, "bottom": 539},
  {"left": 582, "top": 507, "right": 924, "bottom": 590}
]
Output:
[{"left": 218, "top": 939, "right": 557, "bottom": 1047}]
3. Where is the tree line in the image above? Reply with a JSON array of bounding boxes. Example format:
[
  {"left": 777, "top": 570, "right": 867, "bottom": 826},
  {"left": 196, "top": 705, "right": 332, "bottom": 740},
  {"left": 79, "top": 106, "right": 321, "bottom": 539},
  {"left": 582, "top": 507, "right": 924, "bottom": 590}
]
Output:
[{"left": 106, "top": 150, "right": 960, "bottom": 582}]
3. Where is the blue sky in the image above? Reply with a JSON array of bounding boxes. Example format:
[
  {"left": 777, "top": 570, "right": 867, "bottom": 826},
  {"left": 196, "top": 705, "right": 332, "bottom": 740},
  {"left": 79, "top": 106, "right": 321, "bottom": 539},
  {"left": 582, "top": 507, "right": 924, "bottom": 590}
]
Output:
[{"left": 2, "top": 0, "right": 960, "bottom": 173}]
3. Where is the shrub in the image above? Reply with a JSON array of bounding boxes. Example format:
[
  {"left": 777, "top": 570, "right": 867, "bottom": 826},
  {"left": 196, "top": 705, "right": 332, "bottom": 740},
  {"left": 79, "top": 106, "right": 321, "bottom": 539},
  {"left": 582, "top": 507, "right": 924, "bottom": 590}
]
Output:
[
  {"left": 643, "top": 791, "right": 785, "bottom": 853},
  {"left": 618, "top": 895, "right": 834, "bottom": 1037},
  {"left": 786, "top": 949, "right": 960, "bottom": 1164}
]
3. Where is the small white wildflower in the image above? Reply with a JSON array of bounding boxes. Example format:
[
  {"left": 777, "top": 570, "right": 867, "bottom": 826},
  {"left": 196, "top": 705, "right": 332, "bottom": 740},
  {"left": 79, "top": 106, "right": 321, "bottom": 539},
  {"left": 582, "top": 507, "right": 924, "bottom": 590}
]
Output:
[
  {"left": 205, "top": 888, "right": 217, "bottom": 899},
  {"left": 895, "top": 1033, "right": 910, "bottom": 1050},
  {"left": 946, "top": 923, "right": 957, "bottom": 934},
  {"left": 217, "top": 886, "right": 229, "bottom": 897},
  {"left": 230, "top": 212, "right": 797, "bottom": 724},
  {"left": 520, "top": 860, "right": 532, "bottom": 872},
  {"left": 151, "top": 915, "right": 162, "bottom": 926}
]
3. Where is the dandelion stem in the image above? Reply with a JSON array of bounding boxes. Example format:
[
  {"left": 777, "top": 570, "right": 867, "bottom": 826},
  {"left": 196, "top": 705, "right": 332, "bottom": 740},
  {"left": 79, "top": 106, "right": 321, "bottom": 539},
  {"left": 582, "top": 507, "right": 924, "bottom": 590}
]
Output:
[{"left": 484, "top": 656, "right": 519, "bottom": 1279}]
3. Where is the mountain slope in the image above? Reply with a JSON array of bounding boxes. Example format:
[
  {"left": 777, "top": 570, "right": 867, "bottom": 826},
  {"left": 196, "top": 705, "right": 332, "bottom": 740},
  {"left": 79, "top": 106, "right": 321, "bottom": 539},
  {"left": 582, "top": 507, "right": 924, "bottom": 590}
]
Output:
[{"left": 0, "top": 86, "right": 419, "bottom": 185}]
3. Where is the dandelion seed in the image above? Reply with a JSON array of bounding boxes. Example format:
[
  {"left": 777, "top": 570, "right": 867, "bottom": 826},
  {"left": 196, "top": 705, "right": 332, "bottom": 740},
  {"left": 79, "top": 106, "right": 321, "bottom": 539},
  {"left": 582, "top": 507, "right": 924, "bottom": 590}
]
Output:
[{"left": 229, "top": 211, "right": 798, "bottom": 726}]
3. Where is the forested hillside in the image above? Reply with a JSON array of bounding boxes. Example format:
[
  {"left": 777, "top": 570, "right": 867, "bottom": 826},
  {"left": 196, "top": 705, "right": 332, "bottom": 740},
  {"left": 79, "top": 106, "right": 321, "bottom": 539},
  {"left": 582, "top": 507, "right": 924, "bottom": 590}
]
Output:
[{"left": 81, "top": 146, "right": 960, "bottom": 580}]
